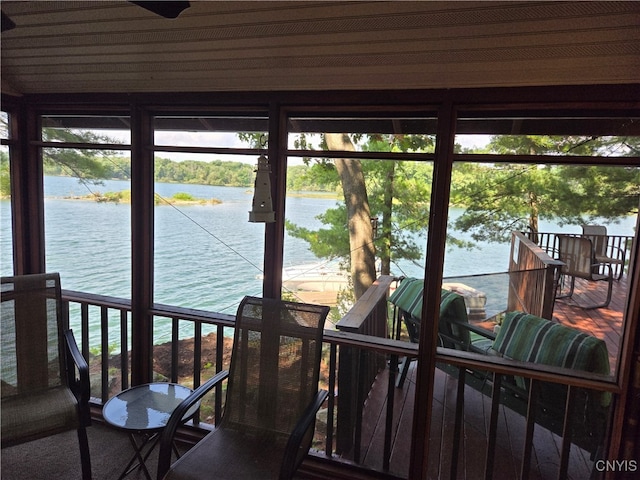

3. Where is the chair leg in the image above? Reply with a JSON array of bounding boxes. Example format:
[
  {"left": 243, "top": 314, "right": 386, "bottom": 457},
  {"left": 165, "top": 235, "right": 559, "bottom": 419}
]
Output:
[
  {"left": 396, "top": 357, "right": 411, "bottom": 388},
  {"left": 556, "top": 274, "right": 576, "bottom": 300},
  {"left": 581, "top": 272, "right": 613, "bottom": 310},
  {"left": 593, "top": 274, "right": 614, "bottom": 309},
  {"left": 567, "top": 275, "right": 576, "bottom": 298},
  {"left": 77, "top": 427, "right": 92, "bottom": 480}
]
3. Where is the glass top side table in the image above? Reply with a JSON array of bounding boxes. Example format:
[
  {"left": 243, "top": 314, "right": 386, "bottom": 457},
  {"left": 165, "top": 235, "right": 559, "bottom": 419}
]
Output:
[{"left": 103, "top": 382, "right": 196, "bottom": 480}]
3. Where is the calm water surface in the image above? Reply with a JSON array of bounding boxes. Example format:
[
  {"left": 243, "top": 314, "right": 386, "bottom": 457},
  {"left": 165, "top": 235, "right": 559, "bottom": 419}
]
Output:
[{"left": 0, "top": 176, "right": 636, "bottom": 348}]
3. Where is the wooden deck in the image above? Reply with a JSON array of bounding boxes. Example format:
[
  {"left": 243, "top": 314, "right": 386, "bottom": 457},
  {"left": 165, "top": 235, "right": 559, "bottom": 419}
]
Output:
[
  {"left": 553, "top": 275, "right": 627, "bottom": 373},
  {"left": 357, "top": 275, "right": 628, "bottom": 479}
]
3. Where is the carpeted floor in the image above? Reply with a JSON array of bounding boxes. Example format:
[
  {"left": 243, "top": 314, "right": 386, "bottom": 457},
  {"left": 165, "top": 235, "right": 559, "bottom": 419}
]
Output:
[{"left": 1, "top": 422, "right": 172, "bottom": 480}]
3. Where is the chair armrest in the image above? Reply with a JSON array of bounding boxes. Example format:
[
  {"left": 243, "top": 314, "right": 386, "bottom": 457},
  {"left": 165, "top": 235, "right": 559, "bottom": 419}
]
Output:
[
  {"left": 449, "top": 320, "right": 496, "bottom": 341},
  {"left": 156, "top": 370, "right": 229, "bottom": 480},
  {"left": 280, "top": 389, "right": 329, "bottom": 480},
  {"left": 606, "top": 244, "right": 626, "bottom": 261},
  {"left": 64, "top": 329, "right": 91, "bottom": 423},
  {"left": 593, "top": 262, "right": 614, "bottom": 278}
]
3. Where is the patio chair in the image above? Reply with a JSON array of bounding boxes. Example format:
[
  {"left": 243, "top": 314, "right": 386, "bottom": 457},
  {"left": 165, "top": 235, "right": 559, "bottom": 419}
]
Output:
[
  {"left": 389, "top": 277, "right": 494, "bottom": 387},
  {"left": 1, "top": 273, "right": 92, "bottom": 480},
  {"left": 156, "top": 296, "right": 330, "bottom": 480},
  {"left": 556, "top": 234, "right": 613, "bottom": 309},
  {"left": 581, "top": 224, "right": 626, "bottom": 279}
]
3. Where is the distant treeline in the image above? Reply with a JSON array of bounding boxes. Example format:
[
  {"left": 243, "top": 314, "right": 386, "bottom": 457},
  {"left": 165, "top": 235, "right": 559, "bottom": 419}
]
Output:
[{"left": 42, "top": 156, "right": 335, "bottom": 192}]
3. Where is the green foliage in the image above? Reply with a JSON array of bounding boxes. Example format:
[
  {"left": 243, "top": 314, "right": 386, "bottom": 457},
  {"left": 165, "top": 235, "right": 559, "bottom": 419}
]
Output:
[
  {"left": 155, "top": 158, "right": 255, "bottom": 186},
  {"left": 286, "top": 207, "right": 350, "bottom": 259},
  {"left": 287, "top": 164, "right": 339, "bottom": 192},
  {"left": 93, "top": 190, "right": 131, "bottom": 203},
  {"left": 286, "top": 133, "right": 436, "bottom": 273},
  {"left": 0, "top": 150, "right": 9, "bottom": 197},
  {"left": 287, "top": 132, "right": 639, "bottom": 271},
  {"left": 41, "top": 127, "right": 119, "bottom": 184},
  {"left": 452, "top": 135, "right": 640, "bottom": 243},
  {"left": 172, "top": 192, "right": 195, "bottom": 201}
]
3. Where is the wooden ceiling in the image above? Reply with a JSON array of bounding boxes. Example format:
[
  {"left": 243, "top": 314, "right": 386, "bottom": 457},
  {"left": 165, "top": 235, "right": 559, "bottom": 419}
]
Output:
[{"left": 1, "top": 1, "right": 639, "bottom": 95}]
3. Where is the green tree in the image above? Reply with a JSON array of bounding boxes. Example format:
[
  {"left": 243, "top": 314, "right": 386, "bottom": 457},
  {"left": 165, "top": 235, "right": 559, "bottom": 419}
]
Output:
[
  {"left": 452, "top": 135, "right": 640, "bottom": 243},
  {"left": 324, "top": 133, "right": 377, "bottom": 299},
  {"left": 41, "top": 128, "right": 117, "bottom": 184},
  {"left": 0, "top": 150, "right": 9, "bottom": 197},
  {"left": 287, "top": 133, "right": 435, "bottom": 298}
]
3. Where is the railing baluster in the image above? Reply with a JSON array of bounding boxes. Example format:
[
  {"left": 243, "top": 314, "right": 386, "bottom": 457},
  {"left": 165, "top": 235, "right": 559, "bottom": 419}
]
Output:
[
  {"left": 485, "top": 373, "right": 502, "bottom": 480},
  {"left": 326, "top": 343, "right": 337, "bottom": 457},
  {"left": 215, "top": 324, "right": 224, "bottom": 425},
  {"left": 193, "top": 320, "right": 202, "bottom": 424},
  {"left": 353, "top": 348, "right": 366, "bottom": 463},
  {"left": 100, "top": 305, "right": 109, "bottom": 402},
  {"left": 194, "top": 320, "right": 202, "bottom": 389},
  {"left": 81, "top": 302, "right": 89, "bottom": 360},
  {"left": 558, "top": 386, "right": 576, "bottom": 480},
  {"left": 451, "top": 366, "right": 466, "bottom": 480},
  {"left": 520, "top": 379, "right": 539, "bottom": 480},
  {"left": 384, "top": 354, "right": 398, "bottom": 471},
  {"left": 171, "top": 317, "right": 179, "bottom": 383},
  {"left": 120, "top": 309, "right": 129, "bottom": 390}
]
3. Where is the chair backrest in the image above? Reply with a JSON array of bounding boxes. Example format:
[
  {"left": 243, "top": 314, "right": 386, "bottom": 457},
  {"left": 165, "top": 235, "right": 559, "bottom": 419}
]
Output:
[
  {"left": 581, "top": 224, "right": 608, "bottom": 256},
  {"left": 222, "top": 296, "right": 329, "bottom": 438},
  {"left": 491, "top": 311, "right": 610, "bottom": 455},
  {"left": 1, "top": 273, "right": 68, "bottom": 398},
  {"left": 492, "top": 311, "right": 611, "bottom": 406},
  {"left": 389, "top": 277, "right": 470, "bottom": 349},
  {"left": 492, "top": 311, "right": 610, "bottom": 376},
  {"left": 557, "top": 235, "right": 596, "bottom": 280}
]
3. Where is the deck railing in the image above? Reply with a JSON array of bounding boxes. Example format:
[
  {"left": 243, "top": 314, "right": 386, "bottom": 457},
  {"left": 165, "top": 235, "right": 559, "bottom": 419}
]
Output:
[
  {"left": 433, "top": 349, "right": 618, "bottom": 480},
  {"left": 524, "top": 231, "right": 633, "bottom": 279},
  {"left": 334, "top": 275, "right": 395, "bottom": 458},
  {"left": 62, "top": 277, "right": 620, "bottom": 479},
  {"left": 508, "top": 232, "right": 564, "bottom": 319},
  {"left": 61, "top": 284, "right": 412, "bottom": 475}
]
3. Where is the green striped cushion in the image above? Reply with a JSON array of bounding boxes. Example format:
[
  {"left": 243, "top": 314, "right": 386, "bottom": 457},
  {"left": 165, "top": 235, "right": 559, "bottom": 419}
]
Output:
[
  {"left": 438, "top": 289, "right": 471, "bottom": 350},
  {"left": 388, "top": 277, "right": 424, "bottom": 319},
  {"left": 493, "top": 312, "right": 610, "bottom": 376},
  {"left": 493, "top": 312, "right": 612, "bottom": 407},
  {"left": 389, "top": 278, "right": 471, "bottom": 349}
]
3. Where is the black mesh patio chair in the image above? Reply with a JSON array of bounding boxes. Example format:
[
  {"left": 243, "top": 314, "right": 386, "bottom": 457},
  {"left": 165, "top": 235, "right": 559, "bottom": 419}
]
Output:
[
  {"left": 556, "top": 235, "right": 613, "bottom": 309},
  {"left": 157, "top": 296, "right": 330, "bottom": 480},
  {"left": 1, "top": 273, "right": 92, "bottom": 479}
]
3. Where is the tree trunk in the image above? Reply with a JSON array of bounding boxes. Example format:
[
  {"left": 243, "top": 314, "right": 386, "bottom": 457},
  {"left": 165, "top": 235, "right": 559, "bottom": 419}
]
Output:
[
  {"left": 325, "top": 133, "right": 377, "bottom": 299},
  {"left": 528, "top": 190, "right": 540, "bottom": 243},
  {"left": 380, "top": 162, "right": 395, "bottom": 275}
]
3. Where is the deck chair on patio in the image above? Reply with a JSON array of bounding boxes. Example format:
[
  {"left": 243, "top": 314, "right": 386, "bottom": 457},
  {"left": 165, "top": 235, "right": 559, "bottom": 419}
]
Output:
[
  {"left": 582, "top": 224, "right": 626, "bottom": 280},
  {"left": 156, "top": 296, "right": 330, "bottom": 480},
  {"left": 389, "top": 277, "right": 494, "bottom": 387},
  {"left": 556, "top": 234, "right": 613, "bottom": 309},
  {"left": 1, "top": 273, "right": 92, "bottom": 480}
]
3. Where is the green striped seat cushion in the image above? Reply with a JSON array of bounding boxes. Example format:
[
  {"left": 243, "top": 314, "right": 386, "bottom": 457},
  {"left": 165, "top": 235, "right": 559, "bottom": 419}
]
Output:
[
  {"left": 388, "top": 277, "right": 424, "bottom": 319},
  {"left": 493, "top": 312, "right": 610, "bottom": 374},
  {"left": 389, "top": 278, "right": 472, "bottom": 350},
  {"left": 492, "top": 312, "right": 611, "bottom": 405}
]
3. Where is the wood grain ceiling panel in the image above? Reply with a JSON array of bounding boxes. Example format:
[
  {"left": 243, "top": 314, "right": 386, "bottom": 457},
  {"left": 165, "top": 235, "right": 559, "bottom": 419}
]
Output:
[{"left": 1, "top": 1, "right": 638, "bottom": 94}]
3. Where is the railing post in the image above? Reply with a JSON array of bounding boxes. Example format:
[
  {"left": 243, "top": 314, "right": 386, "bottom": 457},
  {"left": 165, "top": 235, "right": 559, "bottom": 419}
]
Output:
[
  {"left": 334, "top": 275, "right": 394, "bottom": 457},
  {"left": 335, "top": 344, "right": 357, "bottom": 455}
]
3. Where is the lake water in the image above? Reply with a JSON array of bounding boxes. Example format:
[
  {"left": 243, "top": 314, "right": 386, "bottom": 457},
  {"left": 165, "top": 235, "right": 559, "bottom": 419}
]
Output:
[{"left": 0, "top": 175, "right": 636, "bottom": 348}]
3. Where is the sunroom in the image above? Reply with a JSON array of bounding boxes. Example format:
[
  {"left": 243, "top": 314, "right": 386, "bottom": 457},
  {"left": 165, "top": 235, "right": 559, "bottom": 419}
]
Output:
[{"left": 1, "top": 2, "right": 639, "bottom": 480}]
